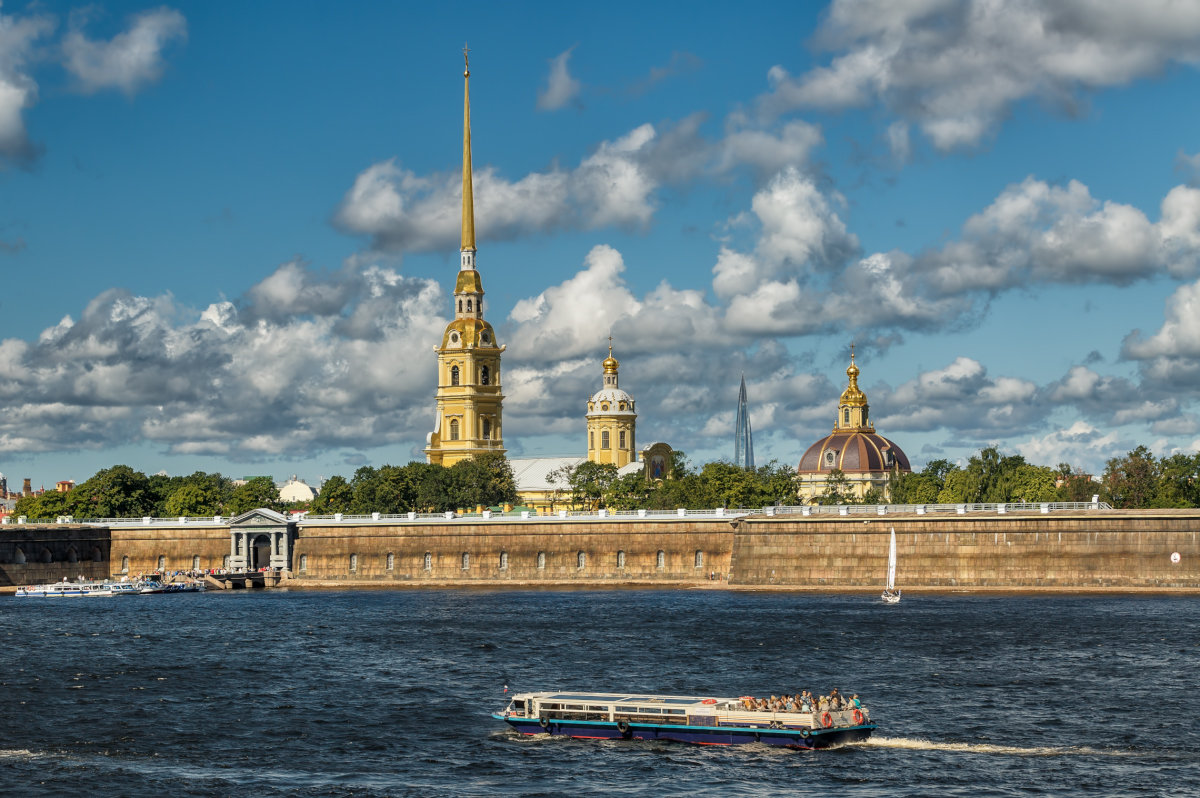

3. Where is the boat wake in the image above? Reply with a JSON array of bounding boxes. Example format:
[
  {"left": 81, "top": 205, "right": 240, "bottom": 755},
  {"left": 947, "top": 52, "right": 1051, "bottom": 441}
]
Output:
[{"left": 862, "top": 736, "right": 1134, "bottom": 757}]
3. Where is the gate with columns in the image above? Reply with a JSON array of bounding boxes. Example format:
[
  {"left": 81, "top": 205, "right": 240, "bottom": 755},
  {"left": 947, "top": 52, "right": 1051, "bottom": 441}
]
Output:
[{"left": 228, "top": 509, "right": 294, "bottom": 571}]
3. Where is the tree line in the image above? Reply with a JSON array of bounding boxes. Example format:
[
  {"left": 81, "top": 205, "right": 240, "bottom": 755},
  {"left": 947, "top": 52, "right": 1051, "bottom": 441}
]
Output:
[{"left": 10, "top": 444, "right": 1200, "bottom": 521}]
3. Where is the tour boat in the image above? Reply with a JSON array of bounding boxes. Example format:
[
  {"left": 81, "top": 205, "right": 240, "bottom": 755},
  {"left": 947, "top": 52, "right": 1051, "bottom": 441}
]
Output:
[
  {"left": 493, "top": 691, "right": 875, "bottom": 750},
  {"left": 15, "top": 579, "right": 142, "bottom": 597},
  {"left": 882, "top": 527, "right": 901, "bottom": 604}
]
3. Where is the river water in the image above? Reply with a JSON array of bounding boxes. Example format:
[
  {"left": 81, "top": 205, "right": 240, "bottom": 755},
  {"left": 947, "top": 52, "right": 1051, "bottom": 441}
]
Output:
[{"left": 1, "top": 589, "right": 1196, "bottom": 797}]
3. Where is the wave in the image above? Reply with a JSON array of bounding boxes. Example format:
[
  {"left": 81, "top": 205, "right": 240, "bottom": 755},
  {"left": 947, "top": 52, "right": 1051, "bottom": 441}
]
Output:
[{"left": 862, "top": 736, "right": 1134, "bottom": 757}]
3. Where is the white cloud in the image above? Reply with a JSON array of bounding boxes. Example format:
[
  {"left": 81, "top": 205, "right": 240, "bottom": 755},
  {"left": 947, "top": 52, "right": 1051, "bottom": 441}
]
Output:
[
  {"left": 0, "top": 7, "right": 54, "bottom": 164},
  {"left": 537, "top": 47, "right": 581, "bottom": 111},
  {"left": 62, "top": 7, "right": 187, "bottom": 95},
  {"left": 760, "top": 0, "right": 1200, "bottom": 149},
  {"left": 1015, "top": 421, "right": 1123, "bottom": 472}
]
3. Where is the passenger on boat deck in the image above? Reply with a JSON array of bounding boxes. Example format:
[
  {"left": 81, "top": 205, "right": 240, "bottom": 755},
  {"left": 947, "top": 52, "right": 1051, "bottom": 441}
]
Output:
[
  {"left": 851, "top": 694, "right": 861, "bottom": 708},
  {"left": 829, "top": 688, "right": 841, "bottom": 708},
  {"left": 785, "top": 696, "right": 796, "bottom": 711}
]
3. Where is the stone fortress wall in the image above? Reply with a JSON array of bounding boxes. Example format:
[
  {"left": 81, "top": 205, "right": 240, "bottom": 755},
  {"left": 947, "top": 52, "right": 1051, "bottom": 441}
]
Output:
[{"left": 2, "top": 509, "right": 1197, "bottom": 590}]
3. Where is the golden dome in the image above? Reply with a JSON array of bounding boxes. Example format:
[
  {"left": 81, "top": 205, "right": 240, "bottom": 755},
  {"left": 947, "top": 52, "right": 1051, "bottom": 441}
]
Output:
[
  {"left": 455, "top": 269, "right": 483, "bottom": 294},
  {"left": 603, "top": 343, "right": 619, "bottom": 374},
  {"left": 839, "top": 349, "right": 867, "bottom": 407},
  {"left": 441, "top": 317, "right": 497, "bottom": 349}
]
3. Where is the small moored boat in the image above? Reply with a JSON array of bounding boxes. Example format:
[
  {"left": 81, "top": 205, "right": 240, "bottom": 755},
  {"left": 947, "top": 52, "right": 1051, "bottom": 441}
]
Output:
[{"left": 494, "top": 691, "right": 875, "bottom": 750}]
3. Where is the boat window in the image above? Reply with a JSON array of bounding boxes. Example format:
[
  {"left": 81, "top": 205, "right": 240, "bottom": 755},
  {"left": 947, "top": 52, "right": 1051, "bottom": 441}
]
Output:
[
  {"left": 637, "top": 707, "right": 661, "bottom": 714},
  {"left": 587, "top": 705, "right": 608, "bottom": 712}
]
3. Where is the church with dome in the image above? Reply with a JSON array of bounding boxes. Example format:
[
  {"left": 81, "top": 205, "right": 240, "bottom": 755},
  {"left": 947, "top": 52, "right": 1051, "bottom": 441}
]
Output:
[{"left": 795, "top": 349, "right": 911, "bottom": 504}]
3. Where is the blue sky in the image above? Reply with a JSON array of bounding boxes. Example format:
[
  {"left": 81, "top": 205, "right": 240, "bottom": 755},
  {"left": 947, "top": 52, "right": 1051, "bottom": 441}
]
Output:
[{"left": 4, "top": 0, "right": 1200, "bottom": 489}]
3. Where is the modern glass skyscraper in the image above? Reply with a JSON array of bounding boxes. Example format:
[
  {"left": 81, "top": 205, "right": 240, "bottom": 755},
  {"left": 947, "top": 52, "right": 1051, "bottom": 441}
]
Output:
[{"left": 734, "top": 374, "right": 754, "bottom": 470}]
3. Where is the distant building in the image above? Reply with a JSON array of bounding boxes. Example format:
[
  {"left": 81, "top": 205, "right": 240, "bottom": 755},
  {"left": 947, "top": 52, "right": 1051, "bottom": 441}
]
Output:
[
  {"left": 56, "top": 480, "right": 74, "bottom": 493},
  {"left": 734, "top": 374, "right": 754, "bottom": 470},
  {"left": 586, "top": 343, "right": 638, "bottom": 468},
  {"left": 278, "top": 475, "right": 316, "bottom": 504},
  {"left": 796, "top": 349, "right": 911, "bottom": 504}
]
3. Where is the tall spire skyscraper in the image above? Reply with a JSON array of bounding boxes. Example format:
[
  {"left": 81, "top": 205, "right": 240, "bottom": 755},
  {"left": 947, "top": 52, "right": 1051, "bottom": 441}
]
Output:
[{"left": 734, "top": 374, "right": 754, "bottom": 470}]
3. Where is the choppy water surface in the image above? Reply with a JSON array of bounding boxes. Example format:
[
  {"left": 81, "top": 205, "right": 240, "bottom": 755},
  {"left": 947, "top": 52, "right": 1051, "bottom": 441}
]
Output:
[{"left": 1, "top": 589, "right": 1196, "bottom": 797}]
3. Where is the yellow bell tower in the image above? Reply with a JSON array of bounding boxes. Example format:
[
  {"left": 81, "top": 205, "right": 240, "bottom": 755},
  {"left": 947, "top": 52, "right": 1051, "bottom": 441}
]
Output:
[
  {"left": 586, "top": 340, "right": 637, "bottom": 467},
  {"left": 834, "top": 344, "right": 872, "bottom": 433},
  {"left": 425, "top": 48, "right": 505, "bottom": 466}
]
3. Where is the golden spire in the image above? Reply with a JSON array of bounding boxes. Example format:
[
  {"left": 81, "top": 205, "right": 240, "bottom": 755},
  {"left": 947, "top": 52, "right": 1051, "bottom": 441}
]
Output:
[{"left": 461, "top": 44, "right": 476, "bottom": 254}]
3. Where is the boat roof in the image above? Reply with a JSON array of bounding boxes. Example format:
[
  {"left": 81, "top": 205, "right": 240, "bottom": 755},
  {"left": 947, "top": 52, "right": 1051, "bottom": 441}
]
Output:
[{"left": 519, "top": 692, "right": 729, "bottom": 707}]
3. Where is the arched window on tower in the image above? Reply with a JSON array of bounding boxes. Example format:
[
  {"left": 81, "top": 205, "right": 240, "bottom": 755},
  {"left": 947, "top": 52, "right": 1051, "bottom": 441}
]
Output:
[
  {"left": 466, "top": 298, "right": 472, "bottom": 312},
  {"left": 480, "top": 365, "right": 490, "bottom": 385},
  {"left": 457, "top": 299, "right": 462, "bottom": 313},
  {"left": 449, "top": 419, "right": 460, "bottom": 441},
  {"left": 482, "top": 419, "right": 491, "bottom": 440},
  {"left": 451, "top": 366, "right": 460, "bottom": 386},
  {"left": 843, "top": 408, "right": 850, "bottom": 425},
  {"left": 619, "top": 431, "right": 626, "bottom": 449}
]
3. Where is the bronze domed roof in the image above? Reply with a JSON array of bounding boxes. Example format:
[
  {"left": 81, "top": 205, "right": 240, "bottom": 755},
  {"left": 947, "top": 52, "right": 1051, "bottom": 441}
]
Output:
[{"left": 797, "top": 431, "right": 910, "bottom": 474}]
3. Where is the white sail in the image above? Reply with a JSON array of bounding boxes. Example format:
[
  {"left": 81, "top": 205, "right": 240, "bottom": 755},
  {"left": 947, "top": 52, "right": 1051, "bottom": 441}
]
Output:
[{"left": 886, "top": 528, "right": 897, "bottom": 591}]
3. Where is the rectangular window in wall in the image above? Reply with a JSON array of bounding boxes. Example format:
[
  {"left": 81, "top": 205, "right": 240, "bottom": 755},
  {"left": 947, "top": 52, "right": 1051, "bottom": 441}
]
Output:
[
  {"left": 350, "top": 553, "right": 358, "bottom": 572},
  {"left": 602, "top": 431, "right": 610, "bottom": 449},
  {"left": 386, "top": 552, "right": 395, "bottom": 570},
  {"left": 619, "top": 430, "right": 626, "bottom": 448}
]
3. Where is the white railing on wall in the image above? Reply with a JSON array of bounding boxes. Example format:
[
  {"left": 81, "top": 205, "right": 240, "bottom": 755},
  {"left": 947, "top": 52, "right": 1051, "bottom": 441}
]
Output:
[{"left": 1, "top": 499, "right": 1113, "bottom": 526}]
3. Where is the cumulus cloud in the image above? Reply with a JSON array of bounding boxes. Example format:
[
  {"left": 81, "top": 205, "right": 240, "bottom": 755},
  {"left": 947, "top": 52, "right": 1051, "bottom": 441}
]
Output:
[
  {"left": 0, "top": 261, "right": 447, "bottom": 459},
  {"left": 1122, "top": 277, "right": 1200, "bottom": 387},
  {"left": 0, "top": 7, "right": 55, "bottom": 165},
  {"left": 1015, "top": 421, "right": 1124, "bottom": 472},
  {"left": 537, "top": 47, "right": 582, "bottom": 110},
  {"left": 62, "top": 7, "right": 187, "bottom": 95},
  {"left": 627, "top": 51, "right": 703, "bottom": 96},
  {"left": 760, "top": 0, "right": 1200, "bottom": 149}
]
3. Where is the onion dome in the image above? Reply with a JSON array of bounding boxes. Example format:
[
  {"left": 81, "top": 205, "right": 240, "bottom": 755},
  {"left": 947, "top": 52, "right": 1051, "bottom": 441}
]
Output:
[{"left": 798, "top": 431, "right": 910, "bottom": 475}]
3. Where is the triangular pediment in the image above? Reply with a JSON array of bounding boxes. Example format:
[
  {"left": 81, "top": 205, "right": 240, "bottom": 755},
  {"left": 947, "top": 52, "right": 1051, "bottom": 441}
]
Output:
[{"left": 229, "top": 508, "right": 289, "bottom": 527}]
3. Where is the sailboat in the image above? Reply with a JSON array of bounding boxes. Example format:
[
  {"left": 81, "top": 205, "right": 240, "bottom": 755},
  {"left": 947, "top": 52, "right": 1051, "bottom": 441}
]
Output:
[{"left": 882, "top": 527, "right": 901, "bottom": 604}]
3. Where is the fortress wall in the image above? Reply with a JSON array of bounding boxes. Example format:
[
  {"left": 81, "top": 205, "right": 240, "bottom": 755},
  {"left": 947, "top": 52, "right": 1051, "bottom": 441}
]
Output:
[
  {"left": 729, "top": 511, "right": 1200, "bottom": 588},
  {"left": 0, "top": 525, "right": 110, "bottom": 587},
  {"left": 110, "top": 526, "right": 231, "bottom": 575},
  {"left": 291, "top": 519, "right": 734, "bottom": 583}
]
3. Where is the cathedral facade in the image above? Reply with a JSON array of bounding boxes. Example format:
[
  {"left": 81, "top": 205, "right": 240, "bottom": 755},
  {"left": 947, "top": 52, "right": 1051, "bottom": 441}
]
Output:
[{"left": 425, "top": 53, "right": 506, "bottom": 467}]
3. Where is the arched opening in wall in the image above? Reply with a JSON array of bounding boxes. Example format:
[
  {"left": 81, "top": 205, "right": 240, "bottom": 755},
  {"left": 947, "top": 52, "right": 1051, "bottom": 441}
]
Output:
[
  {"left": 577, "top": 551, "right": 586, "bottom": 570},
  {"left": 252, "top": 535, "right": 271, "bottom": 570},
  {"left": 616, "top": 550, "right": 625, "bottom": 569},
  {"left": 457, "top": 299, "right": 462, "bottom": 313},
  {"left": 656, "top": 550, "right": 665, "bottom": 570},
  {"left": 461, "top": 552, "right": 470, "bottom": 570},
  {"left": 157, "top": 555, "right": 166, "bottom": 571},
  {"left": 481, "top": 365, "right": 490, "bottom": 385},
  {"left": 91, "top": 546, "right": 103, "bottom": 562},
  {"left": 451, "top": 366, "right": 460, "bottom": 386},
  {"left": 349, "top": 553, "right": 358, "bottom": 573},
  {"left": 66, "top": 546, "right": 78, "bottom": 563},
  {"left": 120, "top": 555, "right": 129, "bottom": 573},
  {"left": 423, "top": 552, "right": 432, "bottom": 571},
  {"left": 466, "top": 298, "right": 472, "bottom": 312},
  {"left": 499, "top": 551, "right": 508, "bottom": 570},
  {"left": 13, "top": 547, "right": 25, "bottom": 564},
  {"left": 695, "top": 550, "right": 703, "bottom": 568},
  {"left": 192, "top": 555, "right": 201, "bottom": 571},
  {"left": 41, "top": 548, "right": 53, "bottom": 564},
  {"left": 299, "top": 554, "right": 308, "bottom": 572},
  {"left": 537, "top": 551, "right": 546, "bottom": 570},
  {"left": 386, "top": 552, "right": 395, "bottom": 571},
  {"left": 449, "top": 419, "right": 460, "bottom": 441}
]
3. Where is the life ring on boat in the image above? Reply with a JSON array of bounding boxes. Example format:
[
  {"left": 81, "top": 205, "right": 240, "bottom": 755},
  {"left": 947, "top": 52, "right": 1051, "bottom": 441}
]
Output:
[
  {"left": 616, "top": 719, "right": 631, "bottom": 735},
  {"left": 702, "top": 698, "right": 717, "bottom": 705},
  {"left": 821, "top": 712, "right": 833, "bottom": 728},
  {"left": 538, "top": 716, "right": 550, "bottom": 729},
  {"left": 853, "top": 709, "right": 864, "bottom": 725}
]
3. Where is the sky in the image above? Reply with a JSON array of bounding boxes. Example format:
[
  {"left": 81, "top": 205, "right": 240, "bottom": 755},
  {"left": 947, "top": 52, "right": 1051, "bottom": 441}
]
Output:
[{"left": 3, "top": 0, "right": 1200, "bottom": 489}]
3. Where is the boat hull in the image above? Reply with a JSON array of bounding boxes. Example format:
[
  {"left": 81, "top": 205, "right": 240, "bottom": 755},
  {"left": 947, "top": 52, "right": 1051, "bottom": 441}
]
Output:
[{"left": 494, "top": 714, "right": 874, "bottom": 750}]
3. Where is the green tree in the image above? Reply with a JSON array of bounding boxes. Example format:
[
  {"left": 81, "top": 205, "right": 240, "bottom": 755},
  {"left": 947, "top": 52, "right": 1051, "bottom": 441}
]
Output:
[
  {"left": 819, "top": 468, "right": 853, "bottom": 504},
  {"left": 228, "top": 476, "right": 283, "bottom": 515},
  {"left": 311, "top": 474, "right": 353, "bottom": 513},
  {"left": 1156, "top": 453, "right": 1200, "bottom": 508},
  {"left": 164, "top": 483, "right": 222, "bottom": 517},
  {"left": 566, "top": 461, "right": 619, "bottom": 508},
  {"left": 13, "top": 489, "right": 73, "bottom": 521},
  {"left": 1102, "top": 445, "right": 1160, "bottom": 508},
  {"left": 68, "top": 465, "right": 155, "bottom": 518}
]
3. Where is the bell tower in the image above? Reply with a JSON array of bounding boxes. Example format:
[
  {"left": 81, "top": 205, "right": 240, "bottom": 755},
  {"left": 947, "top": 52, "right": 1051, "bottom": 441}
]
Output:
[
  {"left": 425, "top": 47, "right": 506, "bottom": 466},
  {"left": 834, "top": 344, "right": 873, "bottom": 432}
]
